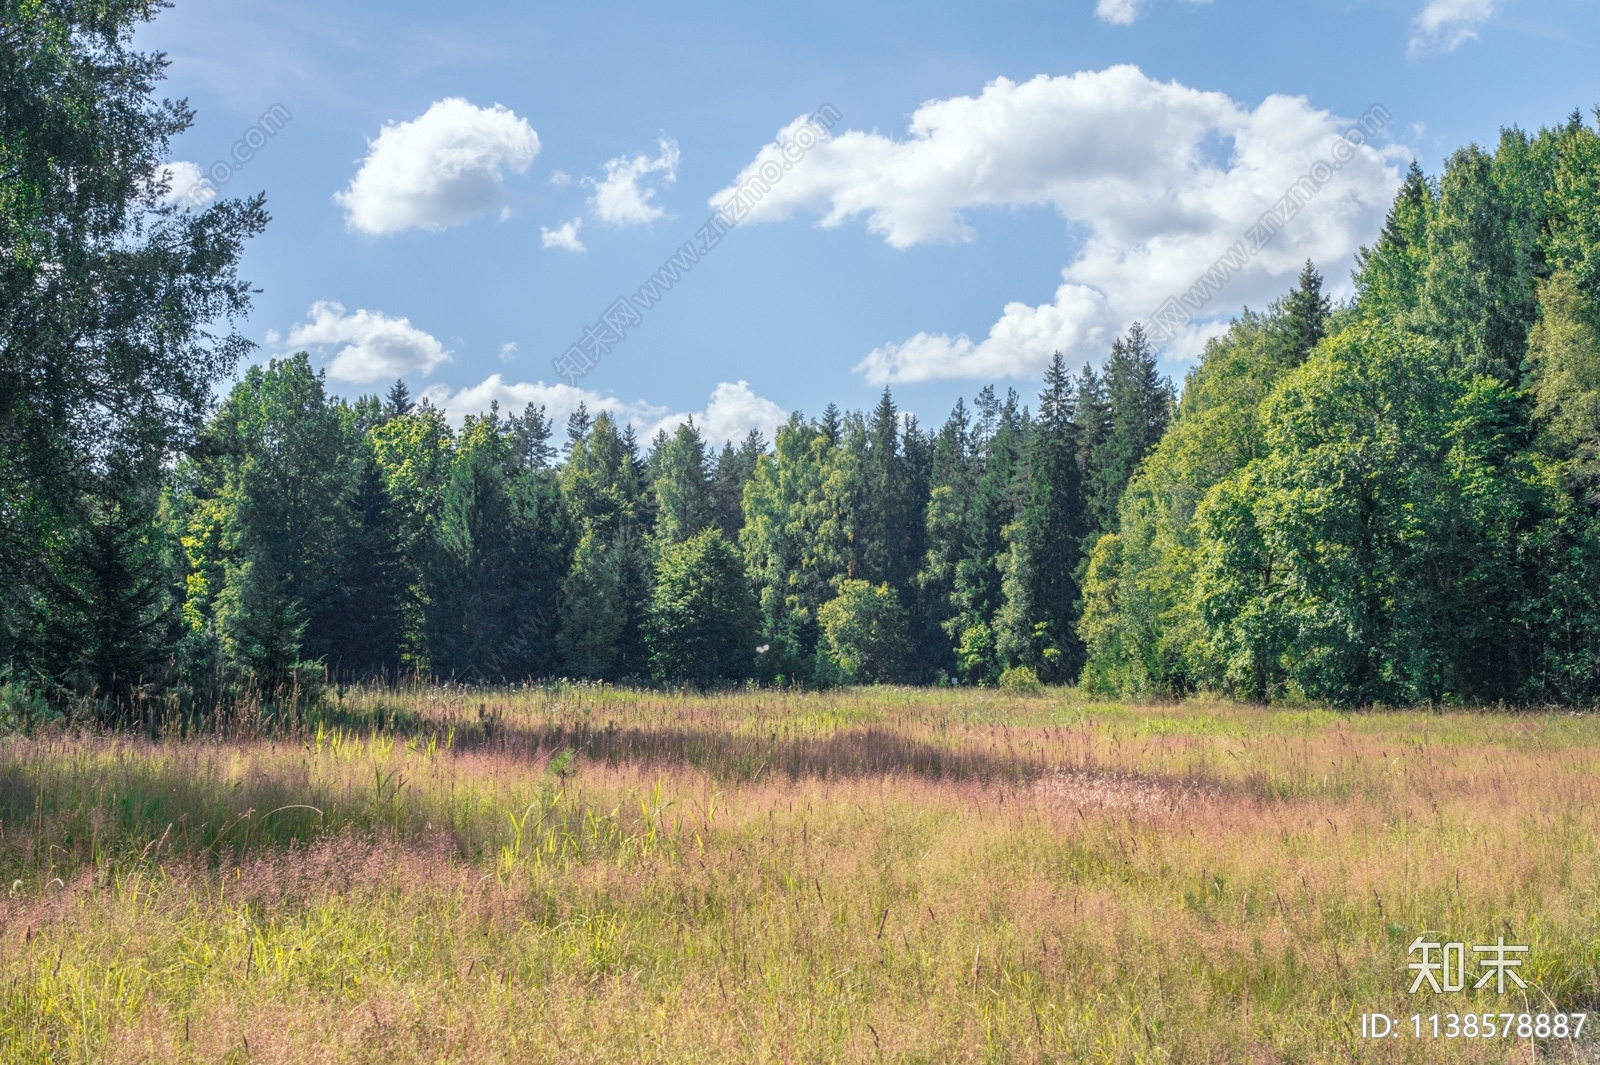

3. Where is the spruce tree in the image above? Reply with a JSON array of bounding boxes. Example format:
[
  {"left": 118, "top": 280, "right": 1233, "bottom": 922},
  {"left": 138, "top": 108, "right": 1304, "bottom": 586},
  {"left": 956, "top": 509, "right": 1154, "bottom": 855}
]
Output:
[
  {"left": 385, "top": 379, "right": 414, "bottom": 418},
  {"left": 652, "top": 419, "right": 715, "bottom": 546},
  {"left": 1281, "top": 261, "right": 1332, "bottom": 360},
  {"left": 1085, "top": 324, "right": 1174, "bottom": 540},
  {"left": 996, "top": 353, "right": 1086, "bottom": 680}
]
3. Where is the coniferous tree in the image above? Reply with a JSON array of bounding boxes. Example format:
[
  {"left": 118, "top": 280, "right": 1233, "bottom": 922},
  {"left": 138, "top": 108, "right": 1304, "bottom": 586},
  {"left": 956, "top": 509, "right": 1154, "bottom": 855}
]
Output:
[
  {"left": 1281, "top": 261, "right": 1332, "bottom": 359},
  {"left": 385, "top": 379, "right": 415, "bottom": 418},
  {"left": 996, "top": 354, "right": 1085, "bottom": 680},
  {"left": 711, "top": 431, "right": 765, "bottom": 540},
  {"left": 559, "top": 413, "right": 651, "bottom": 678},
  {"left": 652, "top": 420, "right": 716, "bottom": 546},
  {"left": 328, "top": 447, "right": 408, "bottom": 679},
  {"left": 1084, "top": 324, "right": 1174, "bottom": 540},
  {"left": 917, "top": 399, "right": 978, "bottom": 681},
  {"left": 508, "top": 403, "right": 556, "bottom": 469}
]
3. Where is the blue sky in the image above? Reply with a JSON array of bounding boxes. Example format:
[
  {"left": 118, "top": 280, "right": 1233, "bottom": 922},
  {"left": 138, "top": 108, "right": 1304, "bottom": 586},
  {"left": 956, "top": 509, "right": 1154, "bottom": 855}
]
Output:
[{"left": 140, "top": 0, "right": 1600, "bottom": 442}]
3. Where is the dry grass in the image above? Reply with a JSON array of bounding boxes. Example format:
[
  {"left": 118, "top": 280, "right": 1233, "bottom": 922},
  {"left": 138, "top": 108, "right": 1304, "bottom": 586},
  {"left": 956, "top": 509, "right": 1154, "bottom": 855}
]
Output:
[{"left": 2, "top": 686, "right": 1599, "bottom": 1062}]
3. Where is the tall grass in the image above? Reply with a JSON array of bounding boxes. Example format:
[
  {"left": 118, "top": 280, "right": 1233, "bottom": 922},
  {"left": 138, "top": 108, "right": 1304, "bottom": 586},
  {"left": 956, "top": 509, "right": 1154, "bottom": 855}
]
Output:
[{"left": 2, "top": 686, "right": 1598, "bottom": 1062}]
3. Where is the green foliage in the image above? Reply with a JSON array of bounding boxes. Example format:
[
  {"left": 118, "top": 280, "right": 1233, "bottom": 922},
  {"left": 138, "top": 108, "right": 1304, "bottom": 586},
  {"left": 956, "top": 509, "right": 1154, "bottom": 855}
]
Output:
[
  {"left": 1083, "top": 112, "right": 1600, "bottom": 705},
  {"left": 739, "top": 415, "right": 855, "bottom": 681},
  {"left": 0, "top": 0, "right": 266, "bottom": 716},
  {"left": 817, "top": 580, "right": 908, "bottom": 684},
  {"left": 559, "top": 530, "right": 626, "bottom": 679},
  {"left": 181, "top": 355, "right": 356, "bottom": 688},
  {"left": 647, "top": 529, "right": 759, "bottom": 685},
  {"left": 651, "top": 420, "right": 715, "bottom": 546},
  {"left": 426, "top": 408, "right": 569, "bottom": 681},
  {"left": 1527, "top": 269, "right": 1600, "bottom": 497},
  {"left": 997, "top": 664, "right": 1042, "bottom": 693},
  {"left": 0, "top": 668, "right": 58, "bottom": 734}
]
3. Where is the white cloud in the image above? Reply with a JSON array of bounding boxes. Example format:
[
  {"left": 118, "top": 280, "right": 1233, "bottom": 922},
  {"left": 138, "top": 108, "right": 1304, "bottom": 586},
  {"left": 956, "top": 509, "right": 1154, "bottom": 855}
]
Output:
[
  {"left": 1095, "top": 0, "right": 1145, "bottom": 24},
  {"left": 713, "top": 66, "right": 1403, "bottom": 383},
  {"left": 286, "top": 301, "right": 451, "bottom": 383},
  {"left": 499, "top": 342, "right": 518, "bottom": 362},
  {"left": 1095, "top": 0, "right": 1212, "bottom": 25},
  {"left": 1409, "top": 0, "right": 1494, "bottom": 56},
  {"left": 155, "top": 161, "right": 214, "bottom": 207},
  {"left": 650, "top": 380, "right": 787, "bottom": 446},
  {"left": 335, "top": 98, "right": 540, "bottom": 235},
  {"left": 587, "top": 138, "right": 680, "bottom": 226},
  {"left": 549, "top": 170, "right": 572, "bottom": 187},
  {"left": 541, "top": 218, "right": 586, "bottom": 251},
  {"left": 420, "top": 377, "right": 786, "bottom": 447}
]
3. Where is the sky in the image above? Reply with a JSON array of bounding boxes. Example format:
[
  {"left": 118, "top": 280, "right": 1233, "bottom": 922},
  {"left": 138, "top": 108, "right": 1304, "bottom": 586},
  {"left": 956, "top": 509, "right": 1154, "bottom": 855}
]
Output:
[{"left": 139, "top": 0, "right": 1600, "bottom": 444}]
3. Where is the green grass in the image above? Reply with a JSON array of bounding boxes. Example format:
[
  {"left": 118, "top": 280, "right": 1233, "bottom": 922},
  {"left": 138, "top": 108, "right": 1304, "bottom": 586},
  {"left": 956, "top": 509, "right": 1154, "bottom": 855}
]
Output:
[{"left": 2, "top": 686, "right": 1598, "bottom": 1062}]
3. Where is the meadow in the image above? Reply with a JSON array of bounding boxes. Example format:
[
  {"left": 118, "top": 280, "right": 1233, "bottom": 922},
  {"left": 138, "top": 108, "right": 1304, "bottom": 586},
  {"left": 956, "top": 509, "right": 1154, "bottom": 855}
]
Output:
[{"left": 2, "top": 686, "right": 1598, "bottom": 1063}]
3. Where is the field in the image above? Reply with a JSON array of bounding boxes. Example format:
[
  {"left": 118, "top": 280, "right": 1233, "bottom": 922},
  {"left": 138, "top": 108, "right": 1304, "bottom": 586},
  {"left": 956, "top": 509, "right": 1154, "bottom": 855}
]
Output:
[{"left": 2, "top": 687, "right": 1599, "bottom": 1063}]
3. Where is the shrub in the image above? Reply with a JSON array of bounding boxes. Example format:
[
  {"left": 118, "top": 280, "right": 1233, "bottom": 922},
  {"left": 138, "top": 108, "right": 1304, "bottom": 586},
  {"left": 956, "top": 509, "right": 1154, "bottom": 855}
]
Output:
[{"left": 998, "top": 665, "right": 1042, "bottom": 693}]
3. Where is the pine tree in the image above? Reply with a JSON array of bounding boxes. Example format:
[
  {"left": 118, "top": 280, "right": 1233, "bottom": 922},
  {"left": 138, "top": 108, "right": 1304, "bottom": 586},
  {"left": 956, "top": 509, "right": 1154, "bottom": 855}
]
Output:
[
  {"left": 1085, "top": 324, "right": 1174, "bottom": 540},
  {"left": 509, "top": 403, "right": 556, "bottom": 469},
  {"left": 1281, "top": 261, "right": 1332, "bottom": 359},
  {"left": 385, "top": 379, "right": 414, "bottom": 418},
  {"left": 55, "top": 452, "right": 175, "bottom": 716},
  {"left": 996, "top": 353, "right": 1086, "bottom": 680},
  {"left": 328, "top": 448, "right": 407, "bottom": 679},
  {"left": 711, "top": 430, "right": 764, "bottom": 539},
  {"left": 565, "top": 403, "right": 592, "bottom": 457},
  {"left": 917, "top": 399, "right": 977, "bottom": 679},
  {"left": 559, "top": 412, "right": 652, "bottom": 678},
  {"left": 1074, "top": 365, "right": 1111, "bottom": 531},
  {"left": 652, "top": 419, "right": 715, "bottom": 545},
  {"left": 819, "top": 403, "right": 842, "bottom": 446},
  {"left": 1354, "top": 159, "right": 1434, "bottom": 318}
]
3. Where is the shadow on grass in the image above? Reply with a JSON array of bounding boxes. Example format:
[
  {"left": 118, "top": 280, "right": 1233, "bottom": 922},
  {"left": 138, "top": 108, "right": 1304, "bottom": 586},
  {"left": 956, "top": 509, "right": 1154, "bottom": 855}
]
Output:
[{"left": 452, "top": 718, "right": 1055, "bottom": 785}]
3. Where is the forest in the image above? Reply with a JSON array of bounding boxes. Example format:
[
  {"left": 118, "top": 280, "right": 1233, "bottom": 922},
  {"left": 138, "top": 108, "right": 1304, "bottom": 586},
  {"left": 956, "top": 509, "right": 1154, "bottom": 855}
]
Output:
[{"left": 5, "top": 4, "right": 1600, "bottom": 721}]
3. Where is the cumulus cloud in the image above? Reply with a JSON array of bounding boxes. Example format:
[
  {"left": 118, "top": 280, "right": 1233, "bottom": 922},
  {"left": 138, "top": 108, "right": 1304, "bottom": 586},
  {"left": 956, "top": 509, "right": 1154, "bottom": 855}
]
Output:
[
  {"left": 286, "top": 301, "right": 451, "bottom": 383},
  {"left": 588, "top": 138, "right": 680, "bottom": 226},
  {"left": 652, "top": 381, "right": 787, "bottom": 446},
  {"left": 336, "top": 98, "right": 540, "bottom": 235},
  {"left": 1409, "top": 0, "right": 1494, "bottom": 56},
  {"left": 420, "top": 377, "right": 786, "bottom": 447},
  {"left": 713, "top": 66, "right": 1402, "bottom": 383},
  {"left": 154, "top": 161, "right": 213, "bottom": 207},
  {"left": 541, "top": 218, "right": 586, "bottom": 251}
]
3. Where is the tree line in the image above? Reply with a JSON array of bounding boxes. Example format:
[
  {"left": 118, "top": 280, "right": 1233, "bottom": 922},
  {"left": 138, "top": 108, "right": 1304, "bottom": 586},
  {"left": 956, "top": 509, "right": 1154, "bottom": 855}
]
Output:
[
  {"left": 108, "top": 333, "right": 1174, "bottom": 699},
  {"left": 4, "top": 2, "right": 1599, "bottom": 717}
]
